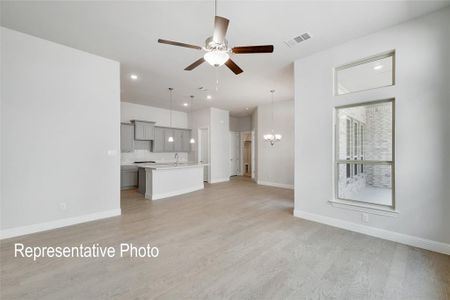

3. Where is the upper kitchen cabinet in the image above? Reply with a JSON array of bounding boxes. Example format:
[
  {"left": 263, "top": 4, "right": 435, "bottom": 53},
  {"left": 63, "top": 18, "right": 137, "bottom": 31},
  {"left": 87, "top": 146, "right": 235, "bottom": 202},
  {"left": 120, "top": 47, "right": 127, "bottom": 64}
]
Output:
[
  {"left": 153, "top": 127, "right": 165, "bottom": 152},
  {"left": 133, "top": 120, "right": 155, "bottom": 141},
  {"left": 164, "top": 128, "right": 175, "bottom": 152},
  {"left": 175, "top": 129, "right": 191, "bottom": 152},
  {"left": 152, "top": 126, "right": 192, "bottom": 152},
  {"left": 120, "top": 123, "right": 134, "bottom": 153},
  {"left": 174, "top": 129, "right": 184, "bottom": 152}
]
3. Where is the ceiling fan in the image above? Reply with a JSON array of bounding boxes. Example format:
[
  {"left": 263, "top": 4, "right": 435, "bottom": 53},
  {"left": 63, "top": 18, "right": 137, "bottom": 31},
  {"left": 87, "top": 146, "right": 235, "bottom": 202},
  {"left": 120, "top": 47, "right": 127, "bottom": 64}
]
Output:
[{"left": 158, "top": 2, "right": 274, "bottom": 75}]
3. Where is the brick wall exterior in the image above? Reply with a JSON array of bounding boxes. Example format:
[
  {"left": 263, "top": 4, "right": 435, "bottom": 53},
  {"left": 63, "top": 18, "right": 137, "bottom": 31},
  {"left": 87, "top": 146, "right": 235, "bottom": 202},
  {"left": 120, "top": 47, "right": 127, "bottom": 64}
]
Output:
[{"left": 337, "top": 102, "right": 392, "bottom": 199}]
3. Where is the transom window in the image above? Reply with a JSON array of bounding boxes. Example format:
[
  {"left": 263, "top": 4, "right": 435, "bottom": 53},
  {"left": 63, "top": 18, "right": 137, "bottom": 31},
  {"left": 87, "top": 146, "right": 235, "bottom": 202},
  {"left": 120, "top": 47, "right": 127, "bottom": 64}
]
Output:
[{"left": 335, "top": 99, "right": 394, "bottom": 208}]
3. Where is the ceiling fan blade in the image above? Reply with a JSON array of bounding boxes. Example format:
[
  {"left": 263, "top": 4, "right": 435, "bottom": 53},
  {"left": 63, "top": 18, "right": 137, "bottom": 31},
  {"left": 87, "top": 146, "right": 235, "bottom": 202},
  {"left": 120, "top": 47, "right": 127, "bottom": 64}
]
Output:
[
  {"left": 213, "top": 16, "right": 229, "bottom": 44},
  {"left": 184, "top": 58, "right": 206, "bottom": 71},
  {"left": 225, "top": 59, "right": 243, "bottom": 75},
  {"left": 232, "top": 45, "right": 274, "bottom": 54},
  {"left": 158, "top": 39, "right": 202, "bottom": 50}
]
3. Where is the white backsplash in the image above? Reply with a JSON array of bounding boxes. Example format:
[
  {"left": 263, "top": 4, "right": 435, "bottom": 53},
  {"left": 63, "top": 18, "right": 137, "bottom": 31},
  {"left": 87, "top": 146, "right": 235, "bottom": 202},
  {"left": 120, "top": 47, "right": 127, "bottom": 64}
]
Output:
[{"left": 121, "top": 150, "right": 189, "bottom": 165}]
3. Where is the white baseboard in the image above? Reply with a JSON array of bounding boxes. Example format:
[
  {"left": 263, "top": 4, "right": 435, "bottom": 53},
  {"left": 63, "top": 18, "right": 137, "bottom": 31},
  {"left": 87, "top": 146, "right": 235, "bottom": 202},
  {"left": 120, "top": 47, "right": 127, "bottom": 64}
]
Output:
[
  {"left": 209, "top": 178, "right": 230, "bottom": 184},
  {"left": 293, "top": 209, "right": 450, "bottom": 255},
  {"left": 257, "top": 180, "right": 294, "bottom": 190},
  {"left": 151, "top": 185, "right": 204, "bottom": 200},
  {"left": 0, "top": 209, "right": 122, "bottom": 240}
]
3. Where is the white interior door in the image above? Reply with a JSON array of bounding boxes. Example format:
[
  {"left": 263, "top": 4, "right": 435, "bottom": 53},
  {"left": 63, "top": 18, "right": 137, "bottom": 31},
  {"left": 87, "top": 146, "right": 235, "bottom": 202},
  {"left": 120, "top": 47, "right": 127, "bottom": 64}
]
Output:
[
  {"left": 199, "top": 128, "right": 209, "bottom": 182},
  {"left": 229, "top": 132, "right": 240, "bottom": 176}
]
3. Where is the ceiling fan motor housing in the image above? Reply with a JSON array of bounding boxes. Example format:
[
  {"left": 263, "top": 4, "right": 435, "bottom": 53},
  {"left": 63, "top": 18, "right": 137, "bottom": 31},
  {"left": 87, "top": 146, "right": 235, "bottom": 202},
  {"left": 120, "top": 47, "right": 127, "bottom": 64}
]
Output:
[{"left": 205, "top": 36, "right": 228, "bottom": 51}]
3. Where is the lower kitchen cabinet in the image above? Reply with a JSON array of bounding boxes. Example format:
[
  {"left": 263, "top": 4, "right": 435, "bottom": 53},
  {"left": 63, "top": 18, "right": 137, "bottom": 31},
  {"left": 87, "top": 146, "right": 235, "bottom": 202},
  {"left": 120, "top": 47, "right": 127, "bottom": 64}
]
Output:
[{"left": 121, "top": 166, "right": 138, "bottom": 190}]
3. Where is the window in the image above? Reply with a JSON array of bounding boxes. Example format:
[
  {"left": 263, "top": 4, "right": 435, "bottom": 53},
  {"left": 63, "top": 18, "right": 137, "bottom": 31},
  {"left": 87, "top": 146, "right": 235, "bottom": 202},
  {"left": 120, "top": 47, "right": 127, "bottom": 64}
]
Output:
[
  {"left": 335, "top": 100, "right": 394, "bottom": 208},
  {"left": 335, "top": 51, "right": 395, "bottom": 95}
]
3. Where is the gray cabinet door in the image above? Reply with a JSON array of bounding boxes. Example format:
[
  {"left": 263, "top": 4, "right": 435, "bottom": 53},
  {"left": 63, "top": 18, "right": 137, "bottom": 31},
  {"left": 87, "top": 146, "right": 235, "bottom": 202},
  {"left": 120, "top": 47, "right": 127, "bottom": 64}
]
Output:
[
  {"left": 174, "top": 129, "right": 184, "bottom": 152},
  {"left": 182, "top": 130, "right": 191, "bottom": 152},
  {"left": 134, "top": 121, "right": 155, "bottom": 140},
  {"left": 153, "top": 127, "right": 165, "bottom": 152},
  {"left": 164, "top": 128, "right": 175, "bottom": 152},
  {"left": 120, "top": 169, "right": 138, "bottom": 189},
  {"left": 120, "top": 123, "right": 134, "bottom": 153}
]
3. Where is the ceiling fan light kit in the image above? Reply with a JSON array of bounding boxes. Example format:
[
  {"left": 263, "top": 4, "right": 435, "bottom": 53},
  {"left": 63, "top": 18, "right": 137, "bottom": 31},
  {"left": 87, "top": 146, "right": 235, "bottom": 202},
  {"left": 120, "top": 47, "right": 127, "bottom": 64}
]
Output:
[
  {"left": 204, "top": 50, "right": 229, "bottom": 67},
  {"left": 157, "top": 1, "right": 274, "bottom": 75}
]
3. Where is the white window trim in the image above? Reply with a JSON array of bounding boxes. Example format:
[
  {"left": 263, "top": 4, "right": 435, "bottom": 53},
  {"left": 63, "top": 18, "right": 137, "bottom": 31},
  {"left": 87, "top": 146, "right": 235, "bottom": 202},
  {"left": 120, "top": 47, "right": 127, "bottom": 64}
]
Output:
[
  {"left": 333, "top": 50, "right": 396, "bottom": 96},
  {"left": 333, "top": 98, "right": 396, "bottom": 210}
]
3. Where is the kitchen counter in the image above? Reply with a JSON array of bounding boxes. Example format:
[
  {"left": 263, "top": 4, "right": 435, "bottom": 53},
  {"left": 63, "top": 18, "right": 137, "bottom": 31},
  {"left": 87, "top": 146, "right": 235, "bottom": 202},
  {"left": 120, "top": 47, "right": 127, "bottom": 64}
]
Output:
[
  {"left": 138, "top": 162, "right": 205, "bottom": 200},
  {"left": 137, "top": 162, "right": 207, "bottom": 170}
]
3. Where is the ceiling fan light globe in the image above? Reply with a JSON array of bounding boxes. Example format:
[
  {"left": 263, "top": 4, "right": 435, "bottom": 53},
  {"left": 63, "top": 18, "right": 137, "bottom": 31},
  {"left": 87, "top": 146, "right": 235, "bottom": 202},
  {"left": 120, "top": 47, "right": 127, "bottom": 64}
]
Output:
[
  {"left": 275, "top": 134, "right": 282, "bottom": 141},
  {"left": 204, "top": 51, "right": 229, "bottom": 67}
]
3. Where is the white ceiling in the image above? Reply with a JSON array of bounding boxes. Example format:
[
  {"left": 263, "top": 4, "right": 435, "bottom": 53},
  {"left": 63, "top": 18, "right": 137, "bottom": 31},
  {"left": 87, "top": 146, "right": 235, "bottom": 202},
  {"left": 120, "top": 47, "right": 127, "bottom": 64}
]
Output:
[{"left": 1, "top": 1, "right": 448, "bottom": 116}]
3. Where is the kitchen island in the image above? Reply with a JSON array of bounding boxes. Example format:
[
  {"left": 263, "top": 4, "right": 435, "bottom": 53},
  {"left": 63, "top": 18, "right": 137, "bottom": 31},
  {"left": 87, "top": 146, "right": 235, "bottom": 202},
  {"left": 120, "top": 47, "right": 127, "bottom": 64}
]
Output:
[{"left": 138, "top": 163, "right": 206, "bottom": 200}]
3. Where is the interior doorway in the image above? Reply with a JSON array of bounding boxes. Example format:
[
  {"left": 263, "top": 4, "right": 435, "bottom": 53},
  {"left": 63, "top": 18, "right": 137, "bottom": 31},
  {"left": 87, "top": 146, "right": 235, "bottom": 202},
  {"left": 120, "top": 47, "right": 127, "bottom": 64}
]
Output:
[
  {"left": 198, "top": 127, "right": 209, "bottom": 182},
  {"left": 230, "top": 132, "right": 240, "bottom": 176},
  {"left": 241, "top": 131, "right": 253, "bottom": 177}
]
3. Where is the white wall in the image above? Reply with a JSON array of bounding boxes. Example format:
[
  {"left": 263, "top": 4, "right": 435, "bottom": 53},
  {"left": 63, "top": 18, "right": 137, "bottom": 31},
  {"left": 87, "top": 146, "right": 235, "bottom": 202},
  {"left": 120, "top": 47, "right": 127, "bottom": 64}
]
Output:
[
  {"left": 120, "top": 102, "right": 189, "bottom": 163},
  {"left": 252, "top": 109, "right": 258, "bottom": 180},
  {"left": 121, "top": 101, "right": 188, "bottom": 128},
  {"left": 188, "top": 108, "right": 210, "bottom": 166},
  {"left": 1, "top": 27, "right": 121, "bottom": 238},
  {"left": 229, "top": 115, "right": 252, "bottom": 132},
  {"left": 209, "top": 108, "right": 230, "bottom": 183},
  {"left": 294, "top": 8, "right": 450, "bottom": 253},
  {"left": 256, "top": 100, "right": 295, "bottom": 189}
]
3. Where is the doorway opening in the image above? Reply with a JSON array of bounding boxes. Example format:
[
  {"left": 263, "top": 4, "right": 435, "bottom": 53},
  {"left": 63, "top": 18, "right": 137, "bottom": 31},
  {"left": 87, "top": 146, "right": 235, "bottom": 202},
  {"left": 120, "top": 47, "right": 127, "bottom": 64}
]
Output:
[
  {"left": 198, "top": 127, "right": 210, "bottom": 182},
  {"left": 241, "top": 131, "right": 253, "bottom": 177},
  {"left": 230, "top": 131, "right": 240, "bottom": 176}
]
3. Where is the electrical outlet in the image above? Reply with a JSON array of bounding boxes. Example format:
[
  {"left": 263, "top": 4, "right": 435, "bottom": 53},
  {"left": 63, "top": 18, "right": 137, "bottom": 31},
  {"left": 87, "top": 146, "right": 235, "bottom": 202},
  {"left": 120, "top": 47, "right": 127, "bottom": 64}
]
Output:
[
  {"left": 362, "top": 212, "right": 369, "bottom": 223},
  {"left": 60, "top": 202, "right": 67, "bottom": 211}
]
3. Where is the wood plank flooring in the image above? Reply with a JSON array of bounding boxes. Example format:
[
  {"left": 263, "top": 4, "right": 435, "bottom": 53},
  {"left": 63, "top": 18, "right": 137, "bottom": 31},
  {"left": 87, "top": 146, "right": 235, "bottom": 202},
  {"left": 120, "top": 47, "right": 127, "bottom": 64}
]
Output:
[{"left": 1, "top": 177, "right": 449, "bottom": 299}]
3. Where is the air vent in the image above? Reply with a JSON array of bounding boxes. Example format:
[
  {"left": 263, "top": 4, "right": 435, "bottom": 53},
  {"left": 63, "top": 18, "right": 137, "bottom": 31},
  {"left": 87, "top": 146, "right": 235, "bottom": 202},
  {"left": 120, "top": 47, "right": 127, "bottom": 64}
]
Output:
[{"left": 284, "top": 32, "right": 312, "bottom": 48}]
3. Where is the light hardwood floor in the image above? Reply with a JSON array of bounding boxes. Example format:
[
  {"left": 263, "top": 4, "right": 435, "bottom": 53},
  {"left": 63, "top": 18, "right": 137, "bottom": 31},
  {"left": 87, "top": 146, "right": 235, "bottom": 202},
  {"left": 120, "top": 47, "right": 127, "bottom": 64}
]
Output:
[{"left": 1, "top": 177, "right": 449, "bottom": 299}]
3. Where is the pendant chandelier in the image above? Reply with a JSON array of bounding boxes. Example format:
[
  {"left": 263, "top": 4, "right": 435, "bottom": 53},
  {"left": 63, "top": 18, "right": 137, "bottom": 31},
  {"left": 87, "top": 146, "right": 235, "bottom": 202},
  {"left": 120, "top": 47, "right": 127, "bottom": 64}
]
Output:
[
  {"left": 263, "top": 89, "right": 282, "bottom": 146},
  {"left": 189, "top": 95, "right": 196, "bottom": 144},
  {"left": 168, "top": 88, "right": 174, "bottom": 143}
]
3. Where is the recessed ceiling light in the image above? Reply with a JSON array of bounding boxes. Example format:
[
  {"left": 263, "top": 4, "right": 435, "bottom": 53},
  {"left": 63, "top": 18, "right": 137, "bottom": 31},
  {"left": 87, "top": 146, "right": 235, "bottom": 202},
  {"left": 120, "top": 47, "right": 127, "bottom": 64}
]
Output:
[
  {"left": 130, "top": 74, "right": 138, "bottom": 80},
  {"left": 183, "top": 102, "right": 188, "bottom": 107},
  {"left": 373, "top": 65, "right": 383, "bottom": 70},
  {"left": 206, "top": 95, "right": 212, "bottom": 100}
]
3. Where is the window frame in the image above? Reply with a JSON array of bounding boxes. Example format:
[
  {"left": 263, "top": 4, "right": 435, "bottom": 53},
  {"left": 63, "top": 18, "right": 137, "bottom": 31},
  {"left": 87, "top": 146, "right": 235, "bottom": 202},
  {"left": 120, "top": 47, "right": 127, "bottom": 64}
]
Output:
[
  {"left": 334, "top": 50, "right": 396, "bottom": 96},
  {"left": 334, "top": 98, "right": 396, "bottom": 210}
]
